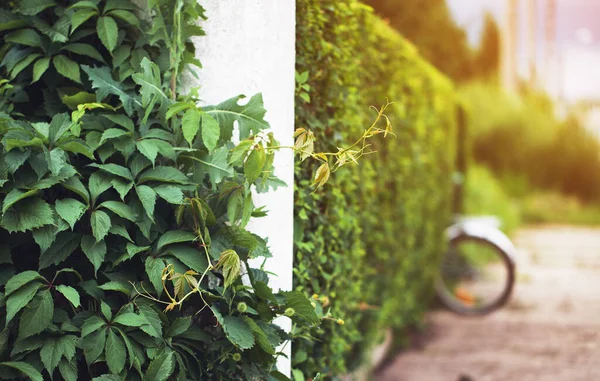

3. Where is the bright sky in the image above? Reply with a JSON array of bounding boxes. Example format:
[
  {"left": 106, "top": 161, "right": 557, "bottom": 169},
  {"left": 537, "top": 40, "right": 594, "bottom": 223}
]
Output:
[{"left": 446, "top": 0, "right": 600, "bottom": 101}]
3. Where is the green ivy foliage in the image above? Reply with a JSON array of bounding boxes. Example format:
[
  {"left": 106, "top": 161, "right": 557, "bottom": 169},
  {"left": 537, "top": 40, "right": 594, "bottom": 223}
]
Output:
[
  {"left": 0, "top": 1, "right": 319, "bottom": 380},
  {"left": 294, "top": 1, "right": 457, "bottom": 377}
]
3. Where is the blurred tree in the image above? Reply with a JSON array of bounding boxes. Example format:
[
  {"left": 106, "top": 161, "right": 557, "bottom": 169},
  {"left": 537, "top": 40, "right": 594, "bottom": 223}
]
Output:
[
  {"left": 364, "top": 0, "right": 476, "bottom": 81},
  {"left": 474, "top": 13, "right": 501, "bottom": 80}
]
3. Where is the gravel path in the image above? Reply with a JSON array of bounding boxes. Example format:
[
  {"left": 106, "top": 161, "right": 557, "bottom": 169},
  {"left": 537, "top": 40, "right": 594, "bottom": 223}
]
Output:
[{"left": 376, "top": 225, "right": 600, "bottom": 381}]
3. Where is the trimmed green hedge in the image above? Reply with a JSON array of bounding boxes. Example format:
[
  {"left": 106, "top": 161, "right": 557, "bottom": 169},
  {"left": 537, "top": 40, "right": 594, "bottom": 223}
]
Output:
[{"left": 294, "top": 1, "right": 457, "bottom": 377}]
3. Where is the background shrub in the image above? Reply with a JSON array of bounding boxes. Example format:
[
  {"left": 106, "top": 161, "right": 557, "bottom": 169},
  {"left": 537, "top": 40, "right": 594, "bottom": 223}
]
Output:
[{"left": 294, "top": 1, "right": 457, "bottom": 377}]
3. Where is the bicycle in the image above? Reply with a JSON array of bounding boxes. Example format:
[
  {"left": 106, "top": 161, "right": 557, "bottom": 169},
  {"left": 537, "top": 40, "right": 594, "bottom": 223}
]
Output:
[{"left": 435, "top": 216, "right": 517, "bottom": 316}]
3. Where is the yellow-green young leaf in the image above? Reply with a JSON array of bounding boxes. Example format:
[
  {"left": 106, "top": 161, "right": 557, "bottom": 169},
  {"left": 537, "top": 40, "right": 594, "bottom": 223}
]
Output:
[
  {"left": 201, "top": 113, "right": 220, "bottom": 152},
  {"left": 105, "top": 329, "right": 126, "bottom": 374},
  {"left": 228, "top": 139, "right": 253, "bottom": 164},
  {"left": 18, "top": 289, "right": 54, "bottom": 339},
  {"left": 182, "top": 108, "right": 200, "bottom": 146},
  {"left": 244, "top": 146, "right": 266, "bottom": 184},
  {"left": 70, "top": 9, "right": 97, "bottom": 34},
  {"left": 55, "top": 285, "right": 80, "bottom": 308},
  {"left": 55, "top": 198, "right": 87, "bottom": 230},
  {"left": 216, "top": 249, "right": 241, "bottom": 289},
  {"left": 96, "top": 16, "right": 118, "bottom": 52},
  {"left": 53, "top": 55, "right": 82, "bottom": 84},
  {"left": 0, "top": 362, "right": 44, "bottom": 381},
  {"left": 90, "top": 210, "right": 111, "bottom": 242},
  {"left": 144, "top": 351, "right": 175, "bottom": 381},
  {"left": 311, "top": 162, "right": 330, "bottom": 190},
  {"left": 5, "top": 29, "right": 42, "bottom": 47},
  {"left": 32, "top": 57, "right": 50, "bottom": 83}
]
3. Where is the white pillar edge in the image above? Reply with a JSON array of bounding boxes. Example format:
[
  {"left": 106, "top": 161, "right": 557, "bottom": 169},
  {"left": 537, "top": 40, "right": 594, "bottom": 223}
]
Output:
[{"left": 190, "top": 1, "right": 296, "bottom": 376}]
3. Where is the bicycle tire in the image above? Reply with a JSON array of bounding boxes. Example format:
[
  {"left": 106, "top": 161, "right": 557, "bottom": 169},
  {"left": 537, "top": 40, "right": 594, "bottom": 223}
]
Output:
[{"left": 435, "top": 226, "right": 516, "bottom": 316}]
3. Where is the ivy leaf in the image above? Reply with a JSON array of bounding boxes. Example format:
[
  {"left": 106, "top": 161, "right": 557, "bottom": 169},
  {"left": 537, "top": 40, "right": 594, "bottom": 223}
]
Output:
[
  {"left": 201, "top": 113, "right": 220, "bottom": 152},
  {"left": 89, "top": 163, "right": 133, "bottom": 181},
  {"left": 136, "top": 185, "right": 156, "bottom": 221},
  {"left": 5, "top": 281, "right": 41, "bottom": 325},
  {"left": 138, "top": 304, "right": 162, "bottom": 338},
  {"left": 112, "top": 312, "right": 145, "bottom": 327},
  {"left": 5, "top": 271, "right": 44, "bottom": 297},
  {"left": 165, "top": 317, "right": 191, "bottom": 338},
  {"left": 98, "top": 281, "right": 131, "bottom": 295},
  {"left": 39, "top": 232, "right": 80, "bottom": 269},
  {"left": 221, "top": 316, "right": 255, "bottom": 350},
  {"left": 102, "top": 114, "right": 134, "bottom": 132},
  {"left": 154, "top": 185, "right": 183, "bottom": 204},
  {"left": 58, "top": 360, "right": 78, "bottom": 381},
  {"left": 81, "top": 329, "right": 106, "bottom": 364},
  {"left": 191, "top": 146, "right": 234, "bottom": 187},
  {"left": 131, "top": 57, "right": 170, "bottom": 124},
  {"left": 53, "top": 55, "right": 82, "bottom": 84},
  {"left": 165, "top": 245, "right": 208, "bottom": 273},
  {"left": 55, "top": 198, "right": 87, "bottom": 230},
  {"left": 88, "top": 171, "right": 113, "bottom": 205},
  {"left": 105, "top": 329, "right": 126, "bottom": 374},
  {"left": 32, "top": 225, "right": 58, "bottom": 252},
  {"left": 32, "top": 57, "right": 50, "bottom": 83},
  {"left": 80, "top": 235, "right": 107, "bottom": 275},
  {"left": 1, "top": 198, "right": 54, "bottom": 233},
  {"left": 242, "top": 316, "right": 275, "bottom": 354},
  {"left": 62, "top": 43, "right": 105, "bottom": 63},
  {"left": 107, "top": 10, "right": 140, "bottom": 28},
  {"left": 282, "top": 291, "right": 320, "bottom": 325},
  {"left": 71, "top": 9, "right": 98, "bottom": 34},
  {"left": 81, "top": 316, "right": 106, "bottom": 338},
  {"left": 111, "top": 178, "right": 133, "bottom": 200},
  {"left": 204, "top": 94, "right": 269, "bottom": 142},
  {"left": 156, "top": 231, "right": 196, "bottom": 252},
  {"left": 136, "top": 139, "right": 159, "bottom": 164},
  {"left": 244, "top": 146, "right": 266, "bottom": 184},
  {"left": 182, "top": 108, "right": 200, "bottom": 146},
  {"left": 0, "top": 362, "right": 43, "bottom": 381},
  {"left": 10, "top": 53, "right": 41, "bottom": 79},
  {"left": 98, "top": 201, "right": 137, "bottom": 222},
  {"left": 138, "top": 166, "right": 189, "bottom": 184},
  {"left": 96, "top": 16, "right": 118, "bottom": 53},
  {"left": 55, "top": 285, "right": 80, "bottom": 308},
  {"left": 48, "top": 113, "right": 73, "bottom": 144},
  {"left": 82, "top": 65, "right": 134, "bottom": 115},
  {"left": 99, "top": 128, "right": 130, "bottom": 145},
  {"left": 144, "top": 351, "right": 175, "bottom": 381},
  {"left": 144, "top": 257, "right": 165, "bottom": 297},
  {"left": 2, "top": 189, "right": 39, "bottom": 214},
  {"left": 91, "top": 210, "right": 111, "bottom": 242},
  {"left": 16, "top": 0, "right": 56, "bottom": 15},
  {"left": 18, "top": 289, "right": 53, "bottom": 339},
  {"left": 5, "top": 29, "right": 42, "bottom": 47}
]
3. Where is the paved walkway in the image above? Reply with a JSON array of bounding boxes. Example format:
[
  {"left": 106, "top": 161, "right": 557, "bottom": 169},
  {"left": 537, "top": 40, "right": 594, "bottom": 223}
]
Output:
[{"left": 377, "top": 225, "right": 600, "bottom": 381}]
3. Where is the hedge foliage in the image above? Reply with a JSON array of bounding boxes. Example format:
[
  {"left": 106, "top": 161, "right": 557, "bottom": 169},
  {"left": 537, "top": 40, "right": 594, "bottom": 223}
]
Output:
[{"left": 294, "top": 1, "right": 458, "bottom": 377}]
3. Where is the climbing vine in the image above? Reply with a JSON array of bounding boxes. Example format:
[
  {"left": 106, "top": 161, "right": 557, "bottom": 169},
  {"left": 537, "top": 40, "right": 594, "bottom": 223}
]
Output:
[{"left": 0, "top": 1, "right": 328, "bottom": 380}]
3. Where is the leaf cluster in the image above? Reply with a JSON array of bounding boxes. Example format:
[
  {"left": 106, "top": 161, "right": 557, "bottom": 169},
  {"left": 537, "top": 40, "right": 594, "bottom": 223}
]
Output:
[{"left": 0, "top": 1, "right": 320, "bottom": 380}]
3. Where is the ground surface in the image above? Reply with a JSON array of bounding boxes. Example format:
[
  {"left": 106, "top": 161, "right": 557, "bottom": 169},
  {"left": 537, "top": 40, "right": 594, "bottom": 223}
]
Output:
[{"left": 376, "top": 225, "right": 600, "bottom": 381}]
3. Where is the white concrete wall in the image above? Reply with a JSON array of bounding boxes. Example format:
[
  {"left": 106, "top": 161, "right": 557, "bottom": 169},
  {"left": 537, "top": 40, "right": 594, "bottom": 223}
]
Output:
[{"left": 190, "top": 1, "right": 296, "bottom": 375}]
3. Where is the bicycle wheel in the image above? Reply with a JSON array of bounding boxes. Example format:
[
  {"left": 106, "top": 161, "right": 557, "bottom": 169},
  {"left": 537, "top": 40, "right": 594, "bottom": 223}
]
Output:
[{"left": 435, "top": 225, "right": 516, "bottom": 316}]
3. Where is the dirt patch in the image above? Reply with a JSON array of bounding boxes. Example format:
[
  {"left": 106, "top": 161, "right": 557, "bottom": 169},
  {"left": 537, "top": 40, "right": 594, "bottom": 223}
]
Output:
[{"left": 376, "top": 226, "right": 600, "bottom": 381}]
